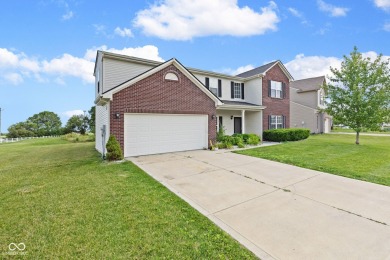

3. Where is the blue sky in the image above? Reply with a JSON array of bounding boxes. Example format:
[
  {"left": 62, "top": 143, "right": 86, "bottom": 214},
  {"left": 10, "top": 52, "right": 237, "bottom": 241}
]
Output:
[{"left": 1, "top": 0, "right": 389, "bottom": 132}]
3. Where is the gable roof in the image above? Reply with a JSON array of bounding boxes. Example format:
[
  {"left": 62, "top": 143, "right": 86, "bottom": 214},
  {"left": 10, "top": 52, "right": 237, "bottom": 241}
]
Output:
[
  {"left": 236, "top": 60, "right": 294, "bottom": 81},
  {"left": 290, "top": 76, "right": 326, "bottom": 92},
  {"left": 99, "top": 58, "right": 222, "bottom": 106}
]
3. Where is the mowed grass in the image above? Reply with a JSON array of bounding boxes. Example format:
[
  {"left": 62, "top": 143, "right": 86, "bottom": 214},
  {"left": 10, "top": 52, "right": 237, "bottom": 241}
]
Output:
[
  {"left": 236, "top": 134, "right": 390, "bottom": 186},
  {"left": 0, "top": 138, "right": 256, "bottom": 259}
]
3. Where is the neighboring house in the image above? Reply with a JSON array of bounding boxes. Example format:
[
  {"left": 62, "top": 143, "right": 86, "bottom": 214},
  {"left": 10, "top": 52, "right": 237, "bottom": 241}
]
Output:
[
  {"left": 290, "top": 76, "right": 332, "bottom": 133},
  {"left": 94, "top": 51, "right": 293, "bottom": 157}
]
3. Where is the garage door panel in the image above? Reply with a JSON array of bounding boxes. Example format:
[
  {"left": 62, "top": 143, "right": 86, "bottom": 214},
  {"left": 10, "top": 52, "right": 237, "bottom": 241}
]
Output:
[{"left": 124, "top": 114, "right": 208, "bottom": 157}]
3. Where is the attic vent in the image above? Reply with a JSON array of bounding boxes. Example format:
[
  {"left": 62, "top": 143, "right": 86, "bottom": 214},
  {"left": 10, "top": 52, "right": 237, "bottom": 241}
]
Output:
[{"left": 164, "top": 72, "right": 179, "bottom": 81}]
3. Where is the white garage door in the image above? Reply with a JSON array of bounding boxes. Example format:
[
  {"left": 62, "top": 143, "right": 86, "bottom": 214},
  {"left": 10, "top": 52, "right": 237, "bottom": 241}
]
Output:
[{"left": 124, "top": 113, "right": 208, "bottom": 157}]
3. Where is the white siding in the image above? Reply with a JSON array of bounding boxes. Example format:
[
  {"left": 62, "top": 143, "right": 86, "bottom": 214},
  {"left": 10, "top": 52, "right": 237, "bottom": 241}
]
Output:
[
  {"left": 217, "top": 110, "right": 242, "bottom": 135},
  {"left": 244, "top": 78, "right": 262, "bottom": 105},
  {"left": 192, "top": 73, "right": 243, "bottom": 101},
  {"left": 95, "top": 103, "right": 110, "bottom": 154},
  {"left": 192, "top": 73, "right": 262, "bottom": 105},
  {"left": 102, "top": 58, "right": 154, "bottom": 93},
  {"left": 245, "top": 111, "right": 262, "bottom": 135}
]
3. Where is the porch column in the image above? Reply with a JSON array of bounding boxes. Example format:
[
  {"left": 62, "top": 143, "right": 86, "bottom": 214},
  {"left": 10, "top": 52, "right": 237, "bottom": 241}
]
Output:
[{"left": 241, "top": 110, "right": 246, "bottom": 134}]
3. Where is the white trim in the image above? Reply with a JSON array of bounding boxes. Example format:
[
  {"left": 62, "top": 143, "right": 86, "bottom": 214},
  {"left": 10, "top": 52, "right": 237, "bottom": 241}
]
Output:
[
  {"left": 102, "top": 59, "right": 222, "bottom": 106},
  {"left": 264, "top": 61, "right": 294, "bottom": 81},
  {"left": 217, "top": 104, "right": 265, "bottom": 111}
]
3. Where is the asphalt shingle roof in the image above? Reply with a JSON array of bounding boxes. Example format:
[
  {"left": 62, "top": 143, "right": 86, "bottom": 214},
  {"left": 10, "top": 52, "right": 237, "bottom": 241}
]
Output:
[
  {"left": 290, "top": 76, "right": 326, "bottom": 92},
  {"left": 236, "top": 61, "right": 279, "bottom": 78}
]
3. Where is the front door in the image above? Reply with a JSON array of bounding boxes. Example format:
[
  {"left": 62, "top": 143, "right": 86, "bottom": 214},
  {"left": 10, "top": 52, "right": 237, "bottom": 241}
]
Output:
[{"left": 234, "top": 117, "right": 242, "bottom": 134}]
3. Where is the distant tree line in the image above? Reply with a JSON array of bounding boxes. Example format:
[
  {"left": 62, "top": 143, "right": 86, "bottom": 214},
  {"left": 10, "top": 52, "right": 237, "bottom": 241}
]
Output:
[{"left": 7, "top": 106, "right": 95, "bottom": 138}]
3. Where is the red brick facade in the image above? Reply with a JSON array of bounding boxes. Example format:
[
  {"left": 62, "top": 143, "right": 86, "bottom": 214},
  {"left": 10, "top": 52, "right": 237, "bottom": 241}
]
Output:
[
  {"left": 262, "top": 64, "right": 290, "bottom": 130},
  {"left": 110, "top": 65, "right": 217, "bottom": 152}
]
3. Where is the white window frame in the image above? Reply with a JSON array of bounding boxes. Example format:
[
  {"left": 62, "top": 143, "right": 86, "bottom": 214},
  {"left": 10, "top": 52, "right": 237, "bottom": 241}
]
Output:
[
  {"left": 233, "top": 82, "right": 241, "bottom": 99},
  {"left": 319, "top": 90, "right": 325, "bottom": 106},
  {"left": 271, "top": 81, "right": 282, "bottom": 98},
  {"left": 270, "top": 115, "right": 283, "bottom": 129},
  {"left": 210, "top": 86, "right": 218, "bottom": 96}
]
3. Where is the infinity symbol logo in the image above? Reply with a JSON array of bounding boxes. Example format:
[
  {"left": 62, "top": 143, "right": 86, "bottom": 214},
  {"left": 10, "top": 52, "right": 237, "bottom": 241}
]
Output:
[{"left": 8, "top": 243, "right": 26, "bottom": 251}]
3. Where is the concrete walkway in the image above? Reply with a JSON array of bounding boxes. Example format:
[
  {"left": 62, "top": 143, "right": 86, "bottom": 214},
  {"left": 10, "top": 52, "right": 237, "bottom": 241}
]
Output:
[{"left": 128, "top": 150, "right": 390, "bottom": 260}]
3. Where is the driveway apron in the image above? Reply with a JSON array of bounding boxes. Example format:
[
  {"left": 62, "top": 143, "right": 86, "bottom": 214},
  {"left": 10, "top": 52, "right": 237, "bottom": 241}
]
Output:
[{"left": 128, "top": 150, "right": 390, "bottom": 260}]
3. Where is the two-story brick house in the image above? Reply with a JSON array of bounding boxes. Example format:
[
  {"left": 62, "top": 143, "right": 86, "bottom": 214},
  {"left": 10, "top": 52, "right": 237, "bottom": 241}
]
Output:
[{"left": 94, "top": 51, "right": 293, "bottom": 157}]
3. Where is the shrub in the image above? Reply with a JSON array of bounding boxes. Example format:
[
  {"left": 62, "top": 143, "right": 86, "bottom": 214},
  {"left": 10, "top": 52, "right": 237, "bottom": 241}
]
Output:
[
  {"left": 237, "top": 142, "right": 245, "bottom": 148},
  {"left": 232, "top": 136, "right": 243, "bottom": 145},
  {"left": 217, "top": 142, "right": 227, "bottom": 149},
  {"left": 106, "top": 135, "right": 123, "bottom": 161},
  {"left": 224, "top": 141, "right": 233, "bottom": 149},
  {"left": 247, "top": 134, "right": 260, "bottom": 145},
  {"left": 263, "top": 128, "right": 310, "bottom": 142},
  {"left": 216, "top": 126, "right": 226, "bottom": 142}
]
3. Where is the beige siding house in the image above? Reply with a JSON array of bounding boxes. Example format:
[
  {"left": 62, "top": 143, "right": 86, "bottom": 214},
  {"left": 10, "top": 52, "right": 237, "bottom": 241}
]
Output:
[{"left": 290, "top": 76, "right": 332, "bottom": 133}]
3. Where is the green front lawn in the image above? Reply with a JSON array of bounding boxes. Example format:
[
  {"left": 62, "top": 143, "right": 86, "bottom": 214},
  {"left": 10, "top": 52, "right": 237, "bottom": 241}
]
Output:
[
  {"left": 236, "top": 134, "right": 390, "bottom": 186},
  {"left": 0, "top": 138, "right": 255, "bottom": 259}
]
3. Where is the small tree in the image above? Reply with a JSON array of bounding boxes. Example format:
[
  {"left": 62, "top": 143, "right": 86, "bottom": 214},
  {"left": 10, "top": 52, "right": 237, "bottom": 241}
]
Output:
[
  {"left": 65, "top": 115, "right": 89, "bottom": 135},
  {"left": 325, "top": 47, "right": 390, "bottom": 144},
  {"left": 106, "top": 135, "right": 123, "bottom": 161}
]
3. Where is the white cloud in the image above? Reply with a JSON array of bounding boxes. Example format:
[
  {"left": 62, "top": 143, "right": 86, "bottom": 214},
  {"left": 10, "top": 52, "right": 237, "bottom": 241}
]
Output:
[
  {"left": 0, "top": 48, "right": 19, "bottom": 67},
  {"left": 317, "top": 0, "right": 349, "bottom": 17},
  {"left": 114, "top": 27, "right": 133, "bottom": 37},
  {"left": 220, "top": 64, "right": 255, "bottom": 76},
  {"left": 134, "top": 0, "right": 279, "bottom": 40},
  {"left": 285, "top": 51, "right": 390, "bottom": 80},
  {"left": 62, "top": 10, "right": 74, "bottom": 20},
  {"left": 384, "top": 22, "right": 390, "bottom": 31},
  {"left": 3, "top": 73, "right": 24, "bottom": 85},
  {"left": 288, "top": 7, "right": 302, "bottom": 18},
  {"left": 93, "top": 24, "right": 107, "bottom": 36},
  {"left": 0, "top": 45, "right": 164, "bottom": 86},
  {"left": 285, "top": 53, "right": 341, "bottom": 80},
  {"left": 63, "top": 110, "right": 84, "bottom": 118},
  {"left": 84, "top": 45, "right": 164, "bottom": 62},
  {"left": 42, "top": 54, "right": 95, "bottom": 83},
  {"left": 288, "top": 7, "right": 308, "bottom": 24},
  {"left": 374, "top": 0, "right": 390, "bottom": 11}
]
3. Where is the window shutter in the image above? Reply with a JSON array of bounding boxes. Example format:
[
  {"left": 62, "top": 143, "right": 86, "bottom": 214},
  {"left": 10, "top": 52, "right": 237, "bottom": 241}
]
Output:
[
  {"left": 268, "top": 115, "right": 271, "bottom": 130},
  {"left": 205, "top": 77, "right": 209, "bottom": 89},
  {"left": 241, "top": 83, "right": 244, "bottom": 99},
  {"left": 283, "top": 115, "right": 286, "bottom": 128},
  {"left": 282, "top": 82, "right": 286, "bottom": 99},
  {"left": 268, "top": 80, "right": 272, "bottom": 97},
  {"left": 231, "top": 81, "right": 234, "bottom": 99},
  {"left": 218, "top": 79, "right": 222, "bottom": 98},
  {"left": 219, "top": 116, "right": 223, "bottom": 129}
]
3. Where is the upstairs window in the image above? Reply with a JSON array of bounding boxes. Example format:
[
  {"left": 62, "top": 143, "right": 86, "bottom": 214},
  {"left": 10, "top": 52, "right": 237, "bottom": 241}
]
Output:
[
  {"left": 234, "top": 83, "right": 241, "bottom": 98},
  {"left": 231, "top": 81, "right": 244, "bottom": 99},
  {"left": 319, "top": 91, "right": 325, "bottom": 105},
  {"left": 207, "top": 78, "right": 222, "bottom": 98},
  {"left": 271, "top": 81, "right": 282, "bottom": 98}
]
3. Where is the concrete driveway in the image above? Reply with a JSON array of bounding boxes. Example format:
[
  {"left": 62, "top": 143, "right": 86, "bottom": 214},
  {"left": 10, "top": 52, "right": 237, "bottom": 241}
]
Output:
[{"left": 128, "top": 150, "right": 390, "bottom": 260}]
